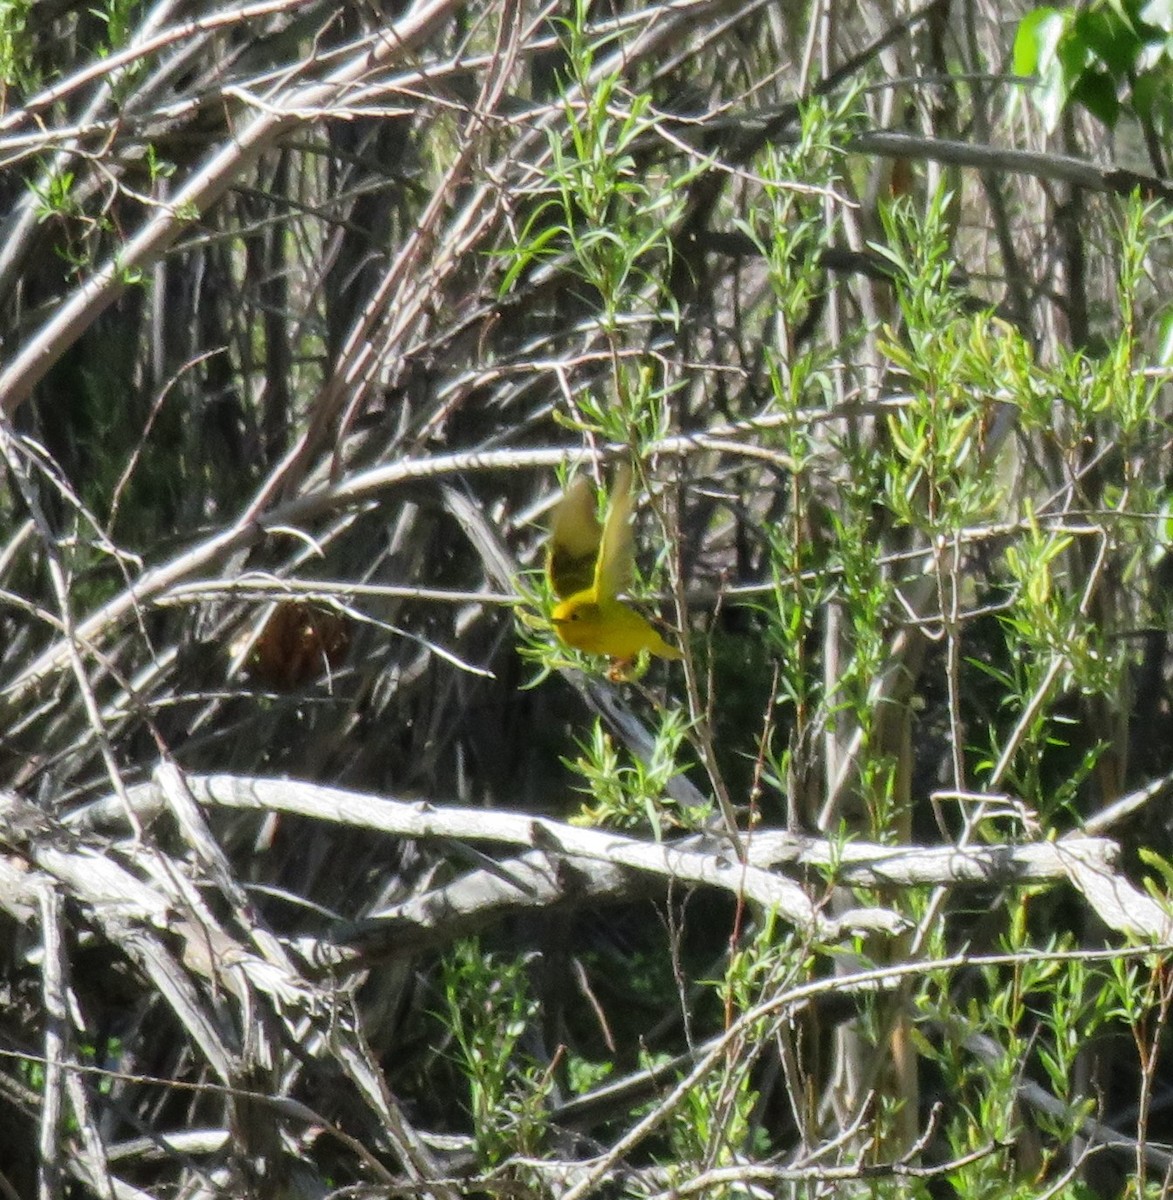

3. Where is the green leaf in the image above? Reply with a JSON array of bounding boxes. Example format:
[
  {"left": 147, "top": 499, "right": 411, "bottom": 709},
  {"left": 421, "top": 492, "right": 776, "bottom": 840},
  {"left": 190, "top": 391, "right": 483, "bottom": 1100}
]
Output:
[
  {"left": 1070, "top": 68, "right": 1121, "bottom": 125},
  {"left": 1014, "top": 7, "right": 1067, "bottom": 76},
  {"left": 1156, "top": 307, "right": 1173, "bottom": 366},
  {"left": 1140, "top": 847, "right": 1173, "bottom": 895},
  {"left": 1074, "top": 4, "right": 1141, "bottom": 75}
]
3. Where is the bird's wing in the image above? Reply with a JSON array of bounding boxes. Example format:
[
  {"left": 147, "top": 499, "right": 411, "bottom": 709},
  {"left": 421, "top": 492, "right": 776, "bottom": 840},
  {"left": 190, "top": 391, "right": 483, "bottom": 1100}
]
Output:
[
  {"left": 547, "top": 474, "right": 603, "bottom": 599},
  {"left": 594, "top": 463, "right": 635, "bottom": 601}
]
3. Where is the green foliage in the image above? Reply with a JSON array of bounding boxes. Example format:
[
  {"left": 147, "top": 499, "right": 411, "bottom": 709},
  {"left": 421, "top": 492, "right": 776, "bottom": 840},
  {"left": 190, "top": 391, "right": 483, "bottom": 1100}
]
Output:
[
  {"left": 8, "top": 1, "right": 1173, "bottom": 1197},
  {"left": 565, "top": 709, "right": 699, "bottom": 831},
  {"left": 501, "top": 3, "right": 699, "bottom": 451},
  {"left": 28, "top": 169, "right": 82, "bottom": 223},
  {"left": 440, "top": 940, "right": 550, "bottom": 1166},
  {"left": 95, "top": 0, "right": 139, "bottom": 54},
  {"left": 0, "top": 0, "right": 35, "bottom": 93},
  {"left": 1016, "top": 0, "right": 1173, "bottom": 140}
]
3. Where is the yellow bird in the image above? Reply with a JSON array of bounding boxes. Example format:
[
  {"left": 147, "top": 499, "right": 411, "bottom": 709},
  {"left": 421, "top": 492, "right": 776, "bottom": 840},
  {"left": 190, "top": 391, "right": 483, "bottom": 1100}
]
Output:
[{"left": 547, "top": 464, "right": 682, "bottom": 668}]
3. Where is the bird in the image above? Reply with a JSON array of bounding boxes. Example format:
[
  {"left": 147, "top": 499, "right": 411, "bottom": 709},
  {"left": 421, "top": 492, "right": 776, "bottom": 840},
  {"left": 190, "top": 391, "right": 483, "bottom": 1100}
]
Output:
[{"left": 546, "top": 463, "right": 682, "bottom": 671}]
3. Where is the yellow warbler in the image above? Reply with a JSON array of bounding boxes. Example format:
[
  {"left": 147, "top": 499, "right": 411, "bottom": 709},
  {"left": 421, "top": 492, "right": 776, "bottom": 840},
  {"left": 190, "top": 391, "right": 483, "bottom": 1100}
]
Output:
[{"left": 547, "top": 464, "right": 682, "bottom": 667}]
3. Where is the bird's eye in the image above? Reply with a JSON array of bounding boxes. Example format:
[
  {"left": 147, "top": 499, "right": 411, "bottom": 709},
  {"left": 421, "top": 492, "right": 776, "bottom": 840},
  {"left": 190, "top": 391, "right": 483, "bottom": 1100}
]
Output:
[{"left": 568, "top": 610, "right": 580, "bottom": 621}]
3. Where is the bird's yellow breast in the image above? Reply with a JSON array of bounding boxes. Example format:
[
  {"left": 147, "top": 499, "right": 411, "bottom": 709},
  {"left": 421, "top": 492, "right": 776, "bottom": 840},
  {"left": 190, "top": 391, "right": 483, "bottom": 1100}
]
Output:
[{"left": 552, "top": 593, "right": 680, "bottom": 660}]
